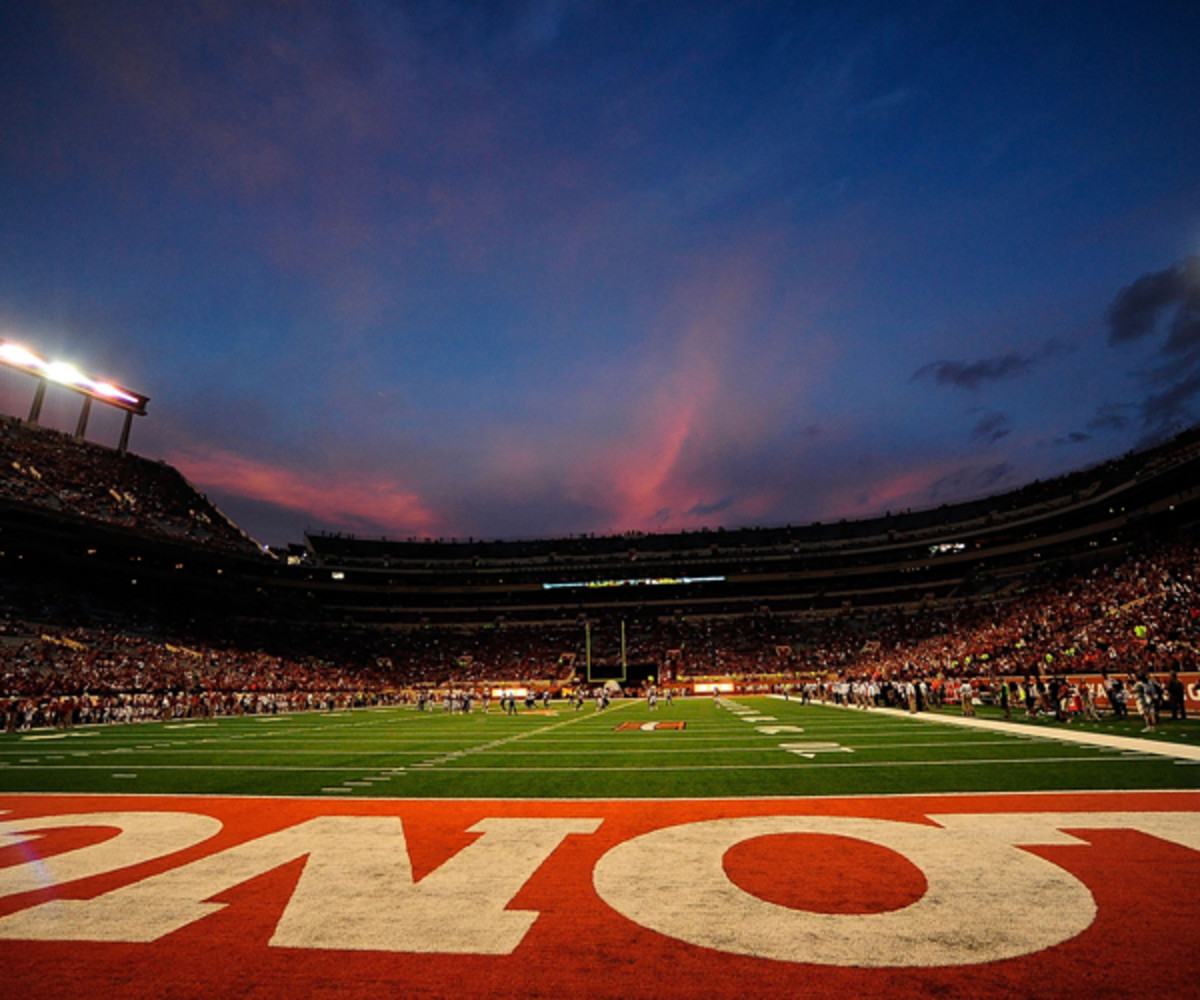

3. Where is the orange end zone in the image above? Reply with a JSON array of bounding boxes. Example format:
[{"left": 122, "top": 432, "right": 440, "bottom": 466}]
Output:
[{"left": 0, "top": 790, "right": 1197, "bottom": 1000}]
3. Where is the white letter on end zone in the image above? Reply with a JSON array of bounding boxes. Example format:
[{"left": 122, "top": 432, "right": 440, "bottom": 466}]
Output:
[
  {"left": 593, "top": 815, "right": 1100, "bottom": 967},
  {"left": 0, "top": 815, "right": 600, "bottom": 953},
  {"left": 273, "top": 816, "right": 601, "bottom": 953},
  {"left": 0, "top": 811, "right": 222, "bottom": 898}
]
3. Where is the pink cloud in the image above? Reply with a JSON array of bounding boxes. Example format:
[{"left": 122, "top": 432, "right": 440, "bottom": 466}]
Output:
[
  {"left": 607, "top": 248, "right": 842, "bottom": 532},
  {"left": 819, "top": 455, "right": 983, "bottom": 520},
  {"left": 167, "top": 446, "right": 441, "bottom": 537},
  {"left": 564, "top": 251, "right": 784, "bottom": 532}
]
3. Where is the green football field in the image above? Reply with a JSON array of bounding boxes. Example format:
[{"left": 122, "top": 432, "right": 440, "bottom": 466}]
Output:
[{"left": 1, "top": 695, "right": 1197, "bottom": 799}]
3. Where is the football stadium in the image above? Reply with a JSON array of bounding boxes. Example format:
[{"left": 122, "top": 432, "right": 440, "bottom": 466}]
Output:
[
  {"left": 3, "top": 5, "right": 1200, "bottom": 998},
  {"left": 0, "top": 360, "right": 1197, "bottom": 999}
]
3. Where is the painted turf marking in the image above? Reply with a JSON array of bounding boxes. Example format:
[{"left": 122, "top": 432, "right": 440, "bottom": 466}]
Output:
[
  {"left": 1, "top": 796, "right": 1195, "bottom": 972},
  {"left": 594, "top": 809, "right": 1200, "bottom": 968},
  {"left": 779, "top": 742, "right": 853, "bottom": 758},
  {"left": 772, "top": 697, "right": 1200, "bottom": 761},
  {"left": 217, "top": 755, "right": 1176, "bottom": 774},
  {"left": 20, "top": 732, "right": 97, "bottom": 741},
  {"left": 328, "top": 700, "right": 642, "bottom": 793},
  {"left": 0, "top": 810, "right": 222, "bottom": 895},
  {"left": 380, "top": 744, "right": 968, "bottom": 756},
  {"left": 0, "top": 814, "right": 602, "bottom": 954},
  {"left": 0, "top": 752, "right": 1161, "bottom": 774},
  {"left": 0, "top": 742, "right": 1112, "bottom": 766},
  {"left": 2, "top": 701, "right": 1184, "bottom": 797}
]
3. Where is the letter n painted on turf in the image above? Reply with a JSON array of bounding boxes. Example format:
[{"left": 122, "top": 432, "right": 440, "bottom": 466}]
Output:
[{"left": 0, "top": 815, "right": 601, "bottom": 953}]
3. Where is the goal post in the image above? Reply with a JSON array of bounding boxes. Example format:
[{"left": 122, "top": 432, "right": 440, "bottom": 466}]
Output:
[{"left": 585, "top": 620, "right": 626, "bottom": 683}]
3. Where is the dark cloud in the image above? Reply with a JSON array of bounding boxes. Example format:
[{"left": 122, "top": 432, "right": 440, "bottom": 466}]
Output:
[
  {"left": 1106, "top": 256, "right": 1200, "bottom": 349},
  {"left": 969, "top": 412, "right": 1011, "bottom": 446},
  {"left": 1052, "top": 430, "right": 1092, "bottom": 446},
  {"left": 913, "top": 353, "right": 1034, "bottom": 390},
  {"left": 1103, "top": 257, "right": 1200, "bottom": 442},
  {"left": 1165, "top": 298, "right": 1200, "bottom": 355},
  {"left": 912, "top": 342, "right": 1065, "bottom": 391},
  {"left": 687, "top": 495, "right": 736, "bottom": 518}
]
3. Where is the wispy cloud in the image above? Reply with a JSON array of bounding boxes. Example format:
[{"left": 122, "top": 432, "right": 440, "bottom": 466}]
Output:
[
  {"left": 1085, "top": 402, "right": 1134, "bottom": 434},
  {"left": 555, "top": 241, "right": 826, "bottom": 534},
  {"left": 927, "top": 462, "right": 1013, "bottom": 502},
  {"left": 167, "top": 446, "right": 439, "bottom": 538}
]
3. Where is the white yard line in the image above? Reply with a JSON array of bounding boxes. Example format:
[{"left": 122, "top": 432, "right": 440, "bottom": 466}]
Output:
[
  {"left": 234, "top": 756, "right": 1172, "bottom": 773},
  {"left": 328, "top": 698, "right": 641, "bottom": 792},
  {"left": 766, "top": 697, "right": 1200, "bottom": 761}
]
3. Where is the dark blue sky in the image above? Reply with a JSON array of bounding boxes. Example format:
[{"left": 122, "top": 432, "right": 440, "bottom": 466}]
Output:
[{"left": 1, "top": 1, "right": 1198, "bottom": 545}]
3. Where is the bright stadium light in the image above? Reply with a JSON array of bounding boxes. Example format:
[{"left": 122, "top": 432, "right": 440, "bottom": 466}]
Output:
[
  {"left": 0, "top": 343, "right": 41, "bottom": 368},
  {"left": 0, "top": 338, "right": 150, "bottom": 452},
  {"left": 45, "top": 361, "right": 86, "bottom": 386},
  {"left": 92, "top": 381, "right": 141, "bottom": 405}
]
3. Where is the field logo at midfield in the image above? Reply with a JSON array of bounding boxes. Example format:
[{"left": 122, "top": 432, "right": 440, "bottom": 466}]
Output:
[
  {"left": 613, "top": 721, "right": 687, "bottom": 732},
  {"left": 0, "top": 792, "right": 1196, "bottom": 999}
]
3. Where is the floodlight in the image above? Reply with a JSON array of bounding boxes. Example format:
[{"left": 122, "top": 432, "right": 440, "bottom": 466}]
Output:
[
  {"left": 46, "top": 361, "right": 86, "bottom": 386},
  {"left": 0, "top": 343, "right": 40, "bottom": 367},
  {"left": 93, "top": 381, "right": 140, "bottom": 405},
  {"left": 0, "top": 338, "right": 150, "bottom": 451}
]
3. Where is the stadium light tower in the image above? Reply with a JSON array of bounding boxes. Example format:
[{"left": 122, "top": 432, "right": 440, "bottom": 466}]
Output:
[{"left": 0, "top": 340, "right": 150, "bottom": 453}]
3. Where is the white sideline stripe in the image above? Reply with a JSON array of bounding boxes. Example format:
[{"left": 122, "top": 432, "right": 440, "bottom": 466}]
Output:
[{"left": 766, "top": 697, "right": 1200, "bottom": 761}]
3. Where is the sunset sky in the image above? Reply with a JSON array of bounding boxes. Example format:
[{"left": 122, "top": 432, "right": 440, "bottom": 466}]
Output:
[{"left": 1, "top": 1, "right": 1198, "bottom": 545}]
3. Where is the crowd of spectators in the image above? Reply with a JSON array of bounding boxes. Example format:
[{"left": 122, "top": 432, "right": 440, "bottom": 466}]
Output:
[
  {"left": 605, "top": 537, "right": 1197, "bottom": 689},
  {"left": 792, "top": 538, "right": 1199, "bottom": 704},
  {"left": 1, "top": 406, "right": 1197, "bottom": 730},
  {"left": 1, "top": 532, "right": 1195, "bottom": 731},
  {"left": 0, "top": 416, "right": 259, "bottom": 554},
  {"left": 0, "top": 622, "right": 406, "bottom": 731}
]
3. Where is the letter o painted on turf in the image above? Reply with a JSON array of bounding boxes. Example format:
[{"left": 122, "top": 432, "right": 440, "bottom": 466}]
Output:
[{"left": 592, "top": 816, "right": 1096, "bottom": 967}]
